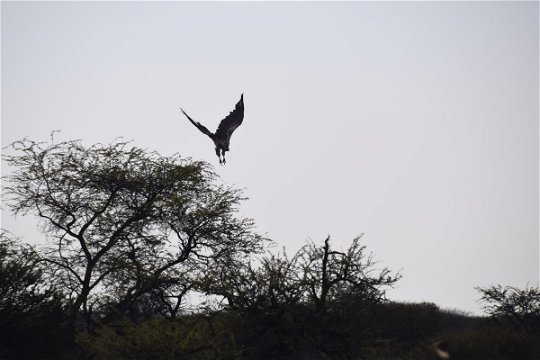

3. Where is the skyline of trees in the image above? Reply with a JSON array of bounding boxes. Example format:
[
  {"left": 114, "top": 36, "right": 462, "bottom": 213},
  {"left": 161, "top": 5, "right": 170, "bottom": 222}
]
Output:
[{"left": 1, "top": 137, "right": 539, "bottom": 359}]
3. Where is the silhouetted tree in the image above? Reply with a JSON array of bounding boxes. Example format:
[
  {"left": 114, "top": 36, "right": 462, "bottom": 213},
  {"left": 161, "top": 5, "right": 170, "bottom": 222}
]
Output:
[
  {"left": 203, "top": 235, "right": 400, "bottom": 314},
  {"left": 198, "top": 251, "right": 305, "bottom": 358},
  {"left": 476, "top": 284, "right": 540, "bottom": 334},
  {"left": 0, "top": 230, "right": 72, "bottom": 359},
  {"left": 201, "top": 252, "right": 302, "bottom": 313},
  {"left": 298, "top": 235, "right": 401, "bottom": 313},
  {"left": 2, "top": 138, "right": 265, "bottom": 329},
  {"left": 198, "top": 235, "right": 401, "bottom": 358}
]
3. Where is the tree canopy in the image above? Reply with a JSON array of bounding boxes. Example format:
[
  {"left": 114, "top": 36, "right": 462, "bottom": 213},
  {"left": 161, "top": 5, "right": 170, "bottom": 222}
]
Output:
[
  {"left": 2, "top": 138, "right": 265, "bottom": 326},
  {"left": 476, "top": 284, "right": 540, "bottom": 334}
]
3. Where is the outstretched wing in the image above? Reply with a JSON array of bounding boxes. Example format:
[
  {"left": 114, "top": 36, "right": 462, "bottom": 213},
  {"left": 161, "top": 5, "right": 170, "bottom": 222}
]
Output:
[
  {"left": 180, "top": 108, "right": 215, "bottom": 140},
  {"left": 215, "top": 94, "right": 244, "bottom": 143}
]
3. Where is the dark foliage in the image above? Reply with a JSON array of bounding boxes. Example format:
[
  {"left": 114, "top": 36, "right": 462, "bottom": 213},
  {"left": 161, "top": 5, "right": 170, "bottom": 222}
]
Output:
[
  {"left": 0, "top": 231, "right": 74, "bottom": 359},
  {"left": 2, "top": 138, "right": 265, "bottom": 331},
  {"left": 476, "top": 284, "right": 540, "bottom": 334},
  {"left": 192, "top": 235, "right": 401, "bottom": 359},
  {"left": 3, "top": 137, "right": 539, "bottom": 359}
]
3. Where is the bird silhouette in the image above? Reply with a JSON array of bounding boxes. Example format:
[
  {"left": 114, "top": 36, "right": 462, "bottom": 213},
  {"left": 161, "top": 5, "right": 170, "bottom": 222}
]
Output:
[{"left": 181, "top": 94, "right": 244, "bottom": 165}]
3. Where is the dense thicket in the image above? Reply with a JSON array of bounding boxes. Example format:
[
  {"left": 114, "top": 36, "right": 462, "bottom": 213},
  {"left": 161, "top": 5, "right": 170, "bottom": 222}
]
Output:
[{"left": 2, "top": 138, "right": 539, "bottom": 359}]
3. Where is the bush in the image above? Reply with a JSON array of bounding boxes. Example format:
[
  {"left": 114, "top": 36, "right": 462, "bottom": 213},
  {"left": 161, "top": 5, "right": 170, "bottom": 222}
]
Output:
[
  {"left": 0, "top": 231, "right": 73, "bottom": 359},
  {"left": 441, "top": 325, "right": 540, "bottom": 360},
  {"left": 77, "top": 315, "right": 239, "bottom": 360}
]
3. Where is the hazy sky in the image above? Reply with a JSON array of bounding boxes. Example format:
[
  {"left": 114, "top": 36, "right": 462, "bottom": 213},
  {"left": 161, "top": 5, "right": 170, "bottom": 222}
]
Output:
[{"left": 1, "top": 1, "right": 538, "bottom": 314}]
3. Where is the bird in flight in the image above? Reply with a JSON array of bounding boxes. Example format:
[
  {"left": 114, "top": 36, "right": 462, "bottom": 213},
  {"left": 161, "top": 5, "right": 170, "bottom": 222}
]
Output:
[{"left": 181, "top": 94, "right": 244, "bottom": 165}]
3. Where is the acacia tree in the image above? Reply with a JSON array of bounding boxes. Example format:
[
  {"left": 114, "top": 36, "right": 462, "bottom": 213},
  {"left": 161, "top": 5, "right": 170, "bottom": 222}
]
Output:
[
  {"left": 476, "top": 284, "right": 540, "bottom": 334},
  {"left": 201, "top": 252, "right": 303, "bottom": 314},
  {"left": 298, "top": 235, "right": 401, "bottom": 313},
  {"left": 198, "top": 252, "right": 305, "bottom": 358},
  {"left": 202, "top": 235, "right": 400, "bottom": 314},
  {"left": 2, "top": 138, "right": 264, "bottom": 327},
  {"left": 198, "top": 236, "right": 401, "bottom": 358}
]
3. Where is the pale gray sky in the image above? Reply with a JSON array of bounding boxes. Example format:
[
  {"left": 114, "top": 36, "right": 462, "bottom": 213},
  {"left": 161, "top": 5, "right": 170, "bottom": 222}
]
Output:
[{"left": 1, "top": 1, "right": 538, "bottom": 314}]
